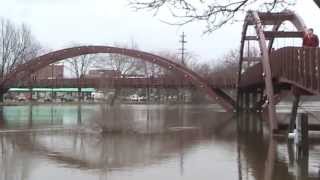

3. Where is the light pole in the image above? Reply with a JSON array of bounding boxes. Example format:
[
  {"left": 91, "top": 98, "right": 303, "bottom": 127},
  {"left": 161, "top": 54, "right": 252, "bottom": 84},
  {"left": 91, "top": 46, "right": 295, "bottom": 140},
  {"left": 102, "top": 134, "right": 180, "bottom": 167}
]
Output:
[{"left": 51, "top": 63, "right": 55, "bottom": 101}]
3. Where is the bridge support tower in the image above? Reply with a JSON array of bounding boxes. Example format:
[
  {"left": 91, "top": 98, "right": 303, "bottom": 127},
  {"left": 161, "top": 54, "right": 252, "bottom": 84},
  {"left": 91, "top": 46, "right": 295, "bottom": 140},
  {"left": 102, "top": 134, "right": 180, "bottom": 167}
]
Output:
[{"left": 237, "top": 10, "right": 306, "bottom": 133}]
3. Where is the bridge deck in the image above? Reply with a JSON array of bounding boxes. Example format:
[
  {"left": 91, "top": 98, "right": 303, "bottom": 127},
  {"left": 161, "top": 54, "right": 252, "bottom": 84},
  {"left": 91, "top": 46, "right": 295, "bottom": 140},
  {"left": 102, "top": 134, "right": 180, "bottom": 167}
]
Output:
[
  {"left": 9, "top": 76, "right": 236, "bottom": 89},
  {"left": 239, "top": 47, "right": 320, "bottom": 95}
]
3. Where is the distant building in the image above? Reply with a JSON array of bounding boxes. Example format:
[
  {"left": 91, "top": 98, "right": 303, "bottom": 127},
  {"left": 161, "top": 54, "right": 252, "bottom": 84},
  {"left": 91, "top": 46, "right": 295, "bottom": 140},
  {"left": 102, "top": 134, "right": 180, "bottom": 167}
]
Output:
[
  {"left": 32, "top": 64, "right": 64, "bottom": 80},
  {"left": 87, "top": 69, "right": 121, "bottom": 78}
]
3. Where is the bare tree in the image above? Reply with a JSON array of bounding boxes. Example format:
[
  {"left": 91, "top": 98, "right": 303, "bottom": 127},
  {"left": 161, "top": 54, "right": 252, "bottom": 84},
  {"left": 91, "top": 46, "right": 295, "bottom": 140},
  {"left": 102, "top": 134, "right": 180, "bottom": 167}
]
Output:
[
  {"left": 65, "top": 54, "right": 96, "bottom": 101},
  {"left": 66, "top": 54, "right": 95, "bottom": 79},
  {"left": 94, "top": 42, "right": 144, "bottom": 77},
  {"left": 0, "top": 18, "right": 41, "bottom": 78},
  {"left": 0, "top": 18, "right": 41, "bottom": 102},
  {"left": 209, "top": 49, "right": 239, "bottom": 83},
  {"left": 155, "top": 50, "right": 193, "bottom": 103},
  {"left": 93, "top": 43, "right": 145, "bottom": 105},
  {"left": 129, "top": 0, "right": 297, "bottom": 32},
  {"left": 96, "top": 54, "right": 143, "bottom": 76}
]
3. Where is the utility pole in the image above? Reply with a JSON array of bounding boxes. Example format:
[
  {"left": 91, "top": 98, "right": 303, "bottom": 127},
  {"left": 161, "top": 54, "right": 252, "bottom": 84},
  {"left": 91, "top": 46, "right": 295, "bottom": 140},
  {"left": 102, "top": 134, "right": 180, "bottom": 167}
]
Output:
[
  {"left": 178, "top": 32, "right": 187, "bottom": 103},
  {"left": 179, "top": 32, "right": 187, "bottom": 66}
]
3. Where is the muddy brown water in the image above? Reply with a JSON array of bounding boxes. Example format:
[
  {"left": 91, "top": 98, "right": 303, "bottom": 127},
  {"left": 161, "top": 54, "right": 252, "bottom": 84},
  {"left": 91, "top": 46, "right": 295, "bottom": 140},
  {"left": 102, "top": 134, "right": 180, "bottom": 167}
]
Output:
[{"left": 0, "top": 104, "right": 319, "bottom": 180}]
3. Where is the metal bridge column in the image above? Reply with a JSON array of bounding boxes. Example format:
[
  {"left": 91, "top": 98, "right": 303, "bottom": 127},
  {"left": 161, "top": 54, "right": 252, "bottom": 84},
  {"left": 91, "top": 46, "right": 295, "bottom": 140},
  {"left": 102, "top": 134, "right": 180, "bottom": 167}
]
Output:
[
  {"left": 237, "top": 90, "right": 244, "bottom": 111},
  {"left": 252, "top": 11, "right": 278, "bottom": 132},
  {"left": 245, "top": 93, "right": 250, "bottom": 112},
  {"left": 289, "top": 95, "right": 300, "bottom": 132},
  {"left": 0, "top": 87, "right": 6, "bottom": 103},
  {"left": 251, "top": 91, "right": 258, "bottom": 111}
]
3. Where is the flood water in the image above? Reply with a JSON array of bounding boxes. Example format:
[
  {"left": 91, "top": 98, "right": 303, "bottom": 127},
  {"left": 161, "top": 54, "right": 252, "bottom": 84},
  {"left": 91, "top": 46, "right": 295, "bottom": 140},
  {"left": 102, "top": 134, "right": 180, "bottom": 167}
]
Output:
[{"left": 0, "top": 104, "right": 319, "bottom": 180}]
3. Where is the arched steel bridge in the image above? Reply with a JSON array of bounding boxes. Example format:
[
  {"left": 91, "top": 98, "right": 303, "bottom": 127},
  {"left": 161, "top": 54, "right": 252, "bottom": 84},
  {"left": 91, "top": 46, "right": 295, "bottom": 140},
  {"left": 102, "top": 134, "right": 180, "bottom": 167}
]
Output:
[
  {"left": 237, "top": 10, "right": 320, "bottom": 132},
  {"left": 0, "top": 46, "right": 236, "bottom": 111},
  {"left": 3, "top": 10, "right": 320, "bottom": 133}
]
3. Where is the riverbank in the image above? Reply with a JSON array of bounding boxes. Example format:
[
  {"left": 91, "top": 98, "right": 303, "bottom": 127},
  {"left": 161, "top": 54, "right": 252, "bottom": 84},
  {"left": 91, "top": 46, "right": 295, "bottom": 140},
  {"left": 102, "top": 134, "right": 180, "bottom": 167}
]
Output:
[{"left": 0, "top": 100, "right": 210, "bottom": 106}]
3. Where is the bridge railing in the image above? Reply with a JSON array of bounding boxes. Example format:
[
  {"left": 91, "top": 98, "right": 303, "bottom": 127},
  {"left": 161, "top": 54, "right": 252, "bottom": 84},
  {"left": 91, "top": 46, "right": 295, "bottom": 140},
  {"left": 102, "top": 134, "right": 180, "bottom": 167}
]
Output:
[
  {"left": 271, "top": 47, "right": 320, "bottom": 94},
  {"left": 8, "top": 76, "right": 236, "bottom": 89},
  {"left": 9, "top": 77, "right": 195, "bottom": 89},
  {"left": 239, "top": 47, "right": 320, "bottom": 94}
]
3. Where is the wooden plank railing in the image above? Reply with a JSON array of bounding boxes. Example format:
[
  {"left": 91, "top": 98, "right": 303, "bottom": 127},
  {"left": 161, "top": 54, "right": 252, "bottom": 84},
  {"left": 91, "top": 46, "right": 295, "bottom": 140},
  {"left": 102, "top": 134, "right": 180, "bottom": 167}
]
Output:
[
  {"left": 271, "top": 47, "right": 320, "bottom": 94},
  {"left": 240, "top": 47, "right": 320, "bottom": 94}
]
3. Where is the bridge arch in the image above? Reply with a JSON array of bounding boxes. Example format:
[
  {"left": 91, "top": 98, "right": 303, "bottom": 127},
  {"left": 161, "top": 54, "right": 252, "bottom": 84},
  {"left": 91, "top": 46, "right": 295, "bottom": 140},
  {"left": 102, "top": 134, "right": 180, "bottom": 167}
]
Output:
[
  {"left": 237, "top": 10, "right": 306, "bottom": 131},
  {"left": 2, "top": 46, "right": 235, "bottom": 111},
  {"left": 267, "top": 11, "right": 306, "bottom": 53}
]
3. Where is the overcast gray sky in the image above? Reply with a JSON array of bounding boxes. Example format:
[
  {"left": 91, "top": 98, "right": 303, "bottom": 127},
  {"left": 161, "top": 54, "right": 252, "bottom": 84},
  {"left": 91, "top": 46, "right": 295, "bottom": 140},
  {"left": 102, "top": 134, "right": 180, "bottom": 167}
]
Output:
[{"left": 0, "top": 0, "right": 319, "bottom": 63}]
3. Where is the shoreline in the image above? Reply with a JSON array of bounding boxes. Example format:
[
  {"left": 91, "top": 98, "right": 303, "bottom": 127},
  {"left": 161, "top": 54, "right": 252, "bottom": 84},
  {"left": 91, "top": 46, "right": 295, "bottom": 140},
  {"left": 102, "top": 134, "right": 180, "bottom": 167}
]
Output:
[{"left": 0, "top": 101, "right": 212, "bottom": 106}]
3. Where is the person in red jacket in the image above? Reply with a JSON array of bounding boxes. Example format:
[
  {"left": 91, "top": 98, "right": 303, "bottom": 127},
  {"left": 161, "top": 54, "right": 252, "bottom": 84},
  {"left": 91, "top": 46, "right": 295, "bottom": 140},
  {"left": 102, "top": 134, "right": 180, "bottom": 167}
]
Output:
[{"left": 303, "top": 28, "right": 319, "bottom": 47}]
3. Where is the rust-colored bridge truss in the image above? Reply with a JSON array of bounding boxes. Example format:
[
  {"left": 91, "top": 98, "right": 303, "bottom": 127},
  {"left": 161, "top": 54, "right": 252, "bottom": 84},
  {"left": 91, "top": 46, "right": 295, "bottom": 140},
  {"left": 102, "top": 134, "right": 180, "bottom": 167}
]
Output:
[
  {"left": 1, "top": 46, "right": 235, "bottom": 111},
  {"left": 237, "top": 10, "right": 320, "bottom": 132}
]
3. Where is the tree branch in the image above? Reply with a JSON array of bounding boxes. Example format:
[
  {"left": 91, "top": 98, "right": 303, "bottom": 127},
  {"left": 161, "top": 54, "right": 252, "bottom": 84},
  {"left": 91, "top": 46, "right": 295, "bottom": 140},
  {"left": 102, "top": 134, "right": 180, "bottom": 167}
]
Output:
[{"left": 129, "top": 0, "right": 296, "bottom": 32}]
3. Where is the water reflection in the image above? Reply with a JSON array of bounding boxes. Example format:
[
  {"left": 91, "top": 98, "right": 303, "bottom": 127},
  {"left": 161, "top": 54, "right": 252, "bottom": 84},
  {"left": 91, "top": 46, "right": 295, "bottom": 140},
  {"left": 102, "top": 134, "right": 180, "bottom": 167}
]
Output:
[
  {"left": 237, "top": 112, "right": 320, "bottom": 180},
  {"left": 0, "top": 104, "right": 319, "bottom": 180}
]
